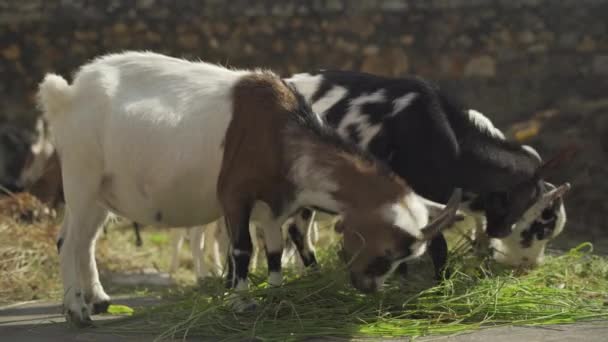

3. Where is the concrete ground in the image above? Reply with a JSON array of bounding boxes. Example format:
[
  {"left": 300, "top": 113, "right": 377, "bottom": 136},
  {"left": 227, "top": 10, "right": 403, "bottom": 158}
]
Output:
[
  {"left": 0, "top": 297, "right": 162, "bottom": 342},
  {"left": 2, "top": 298, "right": 607, "bottom": 342}
]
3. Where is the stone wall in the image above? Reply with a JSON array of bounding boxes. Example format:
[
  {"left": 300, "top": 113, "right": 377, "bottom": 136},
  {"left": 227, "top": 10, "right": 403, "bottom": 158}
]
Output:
[
  {"left": 1, "top": 0, "right": 607, "bottom": 127},
  {"left": 1, "top": 0, "right": 607, "bottom": 246}
]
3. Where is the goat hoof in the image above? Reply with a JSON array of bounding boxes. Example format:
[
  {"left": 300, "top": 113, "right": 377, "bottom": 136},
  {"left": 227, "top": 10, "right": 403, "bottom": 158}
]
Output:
[
  {"left": 268, "top": 272, "right": 283, "bottom": 287},
  {"left": 92, "top": 300, "right": 111, "bottom": 314},
  {"left": 66, "top": 309, "right": 93, "bottom": 328}
]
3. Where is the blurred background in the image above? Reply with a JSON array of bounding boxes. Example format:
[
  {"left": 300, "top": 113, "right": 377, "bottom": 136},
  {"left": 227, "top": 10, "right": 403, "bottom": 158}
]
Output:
[{"left": 1, "top": 0, "right": 607, "bottom": 251}]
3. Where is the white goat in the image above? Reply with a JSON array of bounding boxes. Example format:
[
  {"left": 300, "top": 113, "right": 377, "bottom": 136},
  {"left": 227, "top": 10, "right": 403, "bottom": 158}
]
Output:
[
  {"left": 38, "top": 51, "right": 460, "bottom": 326},
  {"left": 168, "top": 223, "right": 225, "bottom": 279}
]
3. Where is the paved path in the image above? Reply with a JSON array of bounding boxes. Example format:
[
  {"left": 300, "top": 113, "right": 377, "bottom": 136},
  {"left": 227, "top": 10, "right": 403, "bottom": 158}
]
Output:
[
  {"left": 417, "top": 322, "right": 608, "bottom": 342},
  {"left": 1, "top": 299, "right": 607, "bottom": 341},
  {"left": 0, "top": 297, "right": 161, "bottom": 342}
]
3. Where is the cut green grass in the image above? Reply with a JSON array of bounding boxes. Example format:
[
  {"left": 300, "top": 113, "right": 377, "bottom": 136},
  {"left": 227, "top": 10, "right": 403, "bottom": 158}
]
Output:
[
  {"left": 101, "top": 242, "right": 608, "bottom": 341},
  {"left": 2, "top": 199, "right": 607, "bottom": 341}
]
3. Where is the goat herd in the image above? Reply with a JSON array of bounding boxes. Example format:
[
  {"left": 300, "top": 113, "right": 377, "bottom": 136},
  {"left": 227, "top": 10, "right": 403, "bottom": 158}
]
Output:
[{"left": 5, "top": 51, "right": 571, "bottom": 326}]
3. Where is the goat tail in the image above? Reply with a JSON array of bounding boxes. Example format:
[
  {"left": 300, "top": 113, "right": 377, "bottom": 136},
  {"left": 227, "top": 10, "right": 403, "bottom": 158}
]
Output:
[{"left": 37, "top": 74, "right": 73, "bottom": 123}]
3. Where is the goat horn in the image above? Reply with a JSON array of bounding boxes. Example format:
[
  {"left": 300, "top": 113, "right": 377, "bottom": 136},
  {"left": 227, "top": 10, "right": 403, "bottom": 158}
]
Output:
[
  {"left": 419, "top": 188, "right": 462, "bottom": 240},
  {"left": 524, "top": 182, "right": 571, "bottom": 221}
]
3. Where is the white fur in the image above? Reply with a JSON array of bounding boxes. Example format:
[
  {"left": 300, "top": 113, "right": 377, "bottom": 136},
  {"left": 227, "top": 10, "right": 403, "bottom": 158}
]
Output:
[
  {"left": 491, "top": 199, "right": 567, "bottom": 266},
  {"left": 391, "top": 93, "right": 418, "bottom": 116},
  {"left": 490, "top": 234, "right": 547, "bottom": 267},
  {"left": 312, "top": 86, "right": 348, "bottom": 115},
  {"left": 467, "top": 109, "right": 505, "bottom": 139},
  {"left": 522, "top": 145, "right": 542, "bottom": 162},
  {"left": 39, "top": 52, "right": 293, "bottom": 323},
  {"left": 43, "top": 50, "right": 356, "bottom": 320},
  {"left": 337, "top": 90, "right": 386, "bottom": 148},
  {"left": 38, "top": 74, "right": 73, "bottom": 119},
  {"left": 285, "top": 73, "right": 321, "bottom": 100},
  {"left": 289, "top": 154, "right": 342, "bottom": 211},
  {"left": 382, "top": 193, "right": 430, "bottom": 240},
  {"left": 552, "top": 201, "right": 567, "bottom": 238},
  {"left": 169, "top": 223, "right": 226, "bottom": 280}
]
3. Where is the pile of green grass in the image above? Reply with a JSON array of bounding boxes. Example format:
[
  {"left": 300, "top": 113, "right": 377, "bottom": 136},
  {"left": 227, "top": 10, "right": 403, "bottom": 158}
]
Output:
[{"left": 103, "top": 242, "right": 608, "bottom": 341}]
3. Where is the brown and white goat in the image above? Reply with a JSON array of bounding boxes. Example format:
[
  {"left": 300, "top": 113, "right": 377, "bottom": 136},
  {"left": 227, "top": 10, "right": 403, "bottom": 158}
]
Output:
[{"left": 38, "top": 51, "right": 460, "bottom": 326}]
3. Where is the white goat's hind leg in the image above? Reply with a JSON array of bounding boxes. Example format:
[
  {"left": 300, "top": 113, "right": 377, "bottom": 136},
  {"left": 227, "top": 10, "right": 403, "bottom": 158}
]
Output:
[
  {"left": 58, "top": 207, "right": 87, "bottom": 325},
  {"left": 60, "top": 201, "right": 109, "bottom": 326},
  {"left": 78, "top": 206, "right": 110, "bottom": 314},
  {"left": 211, "top": 220, "right": 229, "bottom": 276},
  {"left": 169, "top": 229, "right": 186, "bottom": 275},
  {"left": 249, "top": 224, "right": 265, "bottom": 272},
  {"left": 189, "top": 226, "right": 207, "bottom": 281},
  {"left": 471, "top": 213, "right": 489, "bottom": 249}
]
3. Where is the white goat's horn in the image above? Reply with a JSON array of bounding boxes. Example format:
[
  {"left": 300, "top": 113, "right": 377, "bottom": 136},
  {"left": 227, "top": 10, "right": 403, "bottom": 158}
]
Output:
[
  {"left": 527, "top": 182, "right": 571, "bottom": 218},
  {"left": 420, "top": 188, "right": 462, "bottom": 240}
]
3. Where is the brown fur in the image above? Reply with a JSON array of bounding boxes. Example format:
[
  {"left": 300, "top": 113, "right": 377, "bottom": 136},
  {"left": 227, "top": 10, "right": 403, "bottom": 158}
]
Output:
[
  {"left": 219, "top": 72, "right": 296, "bottom": 237},
  {"left": 221, "top": 71, "right": 411, "bottom": 223},
  {"left": 222, "top": 72, "right": 413, "bottom": 271},
  {"left": 26, "top": 150, "right": 64, "bottom": 208},
  {"left": 330, "top": 150, "right": 409, "bottom": 210},
  {"left": 219, "top": 70, "right": 460, "bottom": 292}
]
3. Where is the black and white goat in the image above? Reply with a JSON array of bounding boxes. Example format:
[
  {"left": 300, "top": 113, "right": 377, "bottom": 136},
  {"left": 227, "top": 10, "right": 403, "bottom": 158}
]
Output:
[
  {"left": 38, "top": 52, "right": 460, "bottom": 325},
  {"left": 284, "top": 70, "right": 570, "bottom": 274}
]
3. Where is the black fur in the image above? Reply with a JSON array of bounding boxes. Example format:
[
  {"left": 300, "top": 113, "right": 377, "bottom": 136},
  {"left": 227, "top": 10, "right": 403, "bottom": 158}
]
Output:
[
  {"left": 56, "top": 238, "right": 64, "bottom": 253},
  {"left": 300, "top": 208, "right": 312, "bottom": 221},
  {"left": 285, "top": 70, "right": 549, "bottom": 276},
  {"left": 133, "top": 222, "right": 143, "bottom": 247},
  {"left": 293, "top": 70, "right": 543, "bottom": 237},
  {"left": 225, "top": 208, "right": 253, "bottom": 289},
  {"left": 287, "top": 223, "right": 318, "bottom": 267},
  {"left": 521, "top": 198, "right": 561, "bottom": 247},
  {"left": 284, "top": 83, "right": 395, "bottom": 178},
  {"left": 0, "top": 124, "right": 33, "bottom": 191},
  {"left": 429, "top": 234, "right": 449, "bottom": 279},
  {"left": 267, "top": 252, "right": 282, "bottom": 273},
  {"left": 301, "top": 70, "right": 539, "bottom": 203}
]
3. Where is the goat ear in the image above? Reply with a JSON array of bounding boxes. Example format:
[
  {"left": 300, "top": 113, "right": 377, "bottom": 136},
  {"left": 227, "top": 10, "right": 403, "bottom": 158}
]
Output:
[{"left": 535, "top": 144, "right": 578, "bottom": 177}]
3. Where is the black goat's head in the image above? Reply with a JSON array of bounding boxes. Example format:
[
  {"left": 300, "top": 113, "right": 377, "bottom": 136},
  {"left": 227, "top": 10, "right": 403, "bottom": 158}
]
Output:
[{"left": 472, "top": 145, "right": 575, "bottom": 238}]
